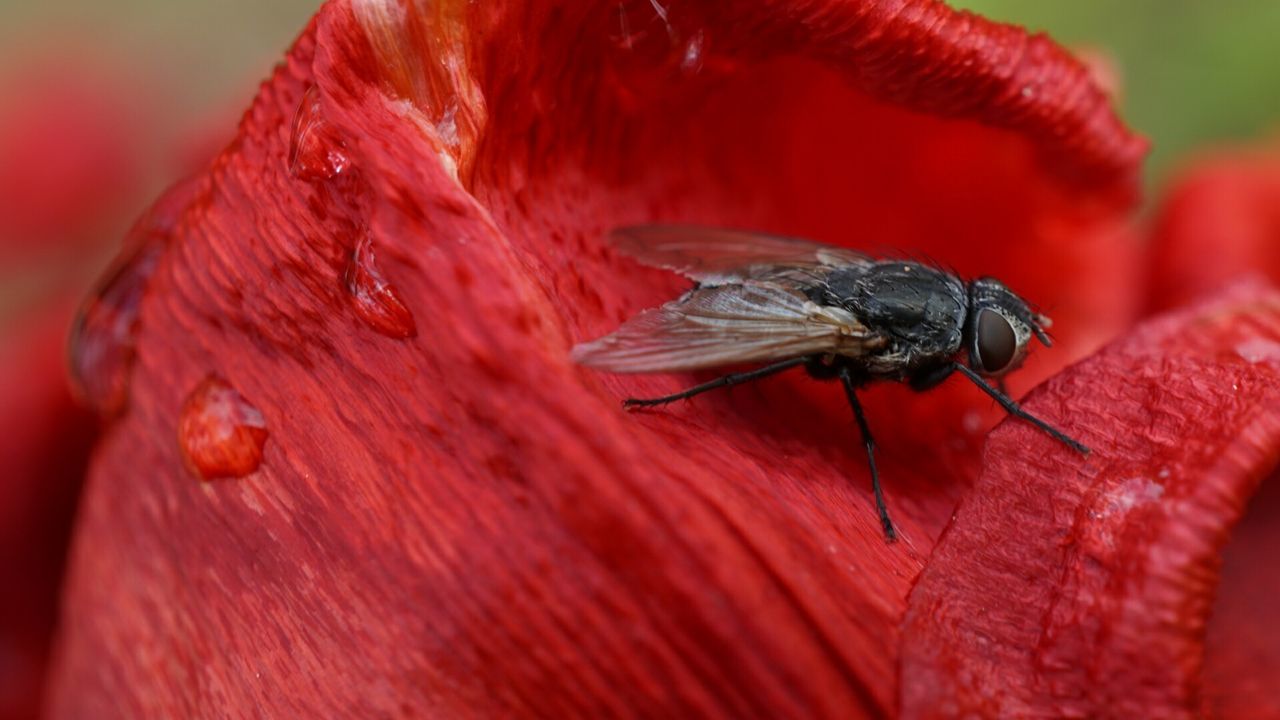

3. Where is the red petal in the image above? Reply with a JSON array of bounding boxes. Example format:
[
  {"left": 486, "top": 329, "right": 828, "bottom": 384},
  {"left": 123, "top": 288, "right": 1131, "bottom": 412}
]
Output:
[
  {"left": 0, "top": 300, "right": 96, "bottom": 719},
  {"left": 0, "top": 49, "right": 162, "bottom": 719},
  {"left": 0, "top": 54, "right": 150, "bottom": 262},
  {"left": 67, "top": 179, "right": 203, "bottom": 418},
  {"left": 901, "top": 281, "right": 1280, "bottom": 717},
  {"left": 1203, "top": 462, "right": 1280, "bottom": 717},
  {"left": 52, "top": 1, "right": 1143, "bottom": 716},
  {"left": 1144, "top": 141, "right": 1280, "bottom": 717},
  {"left": 1147, "top": 143, "right": 1280, "bottom": 312}
]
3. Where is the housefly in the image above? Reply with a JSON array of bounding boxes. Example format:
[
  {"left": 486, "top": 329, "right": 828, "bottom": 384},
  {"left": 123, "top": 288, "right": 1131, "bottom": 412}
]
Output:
[{"left": 572, "top": 225, "right": 1089, "bottom": 541}]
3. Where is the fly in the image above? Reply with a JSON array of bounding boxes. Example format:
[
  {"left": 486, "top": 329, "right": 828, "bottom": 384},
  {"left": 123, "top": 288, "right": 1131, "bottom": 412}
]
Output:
[{"left": 572, "top": 225, "right": 1089, "bottom": 542}]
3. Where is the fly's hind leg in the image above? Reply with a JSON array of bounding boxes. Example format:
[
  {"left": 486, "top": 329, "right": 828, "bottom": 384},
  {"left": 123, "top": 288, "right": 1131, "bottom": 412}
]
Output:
[
  {"left": 839, "top": 366, "right": 897, "bottom": 542},
  {"left": 622, "top": 356, "right": 809, "bottom": 408}
]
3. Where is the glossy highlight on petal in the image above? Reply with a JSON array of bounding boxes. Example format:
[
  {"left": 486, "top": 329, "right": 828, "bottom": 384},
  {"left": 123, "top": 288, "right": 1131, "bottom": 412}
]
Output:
[
  {"left": 352, "top": 0, "right": 486, "bottom": 181},
  {"left": 177, "top": 376, "right": 269, "bottom": 481}
]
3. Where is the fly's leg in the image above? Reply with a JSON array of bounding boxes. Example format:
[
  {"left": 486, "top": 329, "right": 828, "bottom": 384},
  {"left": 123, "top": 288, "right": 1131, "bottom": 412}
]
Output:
[
  {"left": 839, "top": 367, "right": 897, "bottom": 542},
  {"left": 953, "top": 363, "right": 1090, "bottom": 454},
  {"left": 622, "top": 356, "right": 808, "bottom": 408}
]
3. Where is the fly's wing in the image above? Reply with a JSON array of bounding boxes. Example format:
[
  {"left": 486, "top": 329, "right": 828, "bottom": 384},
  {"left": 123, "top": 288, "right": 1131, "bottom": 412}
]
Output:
[
  {"left": 610, "top": 225, "right": 869, "bottom": 283},
  {"left": 572, "top": 281, "right": 877, "bottom": 373}
]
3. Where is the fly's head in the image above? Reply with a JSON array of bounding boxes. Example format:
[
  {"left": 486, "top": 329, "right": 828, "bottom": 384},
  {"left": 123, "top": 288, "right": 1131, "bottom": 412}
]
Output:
[{"left": 963, "top": 278, "right": 1053, "bottom": 378}]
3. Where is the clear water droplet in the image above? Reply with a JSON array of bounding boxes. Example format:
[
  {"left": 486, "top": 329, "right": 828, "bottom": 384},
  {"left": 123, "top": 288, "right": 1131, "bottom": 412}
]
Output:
[
  {"left": 68, "top": 237, "right": 165, "bottom": 418},
  {"left": 178, "top": 376, "right": 269, "bottom": 481},
  {"left": 1234, "top": 337, "right": 1280, "bottom": 365},
  {"left": 288, "top": 85, "right": 350, "bottom": 181},
  {"left": 345, "top": 234, "right": 417, "bottom": 339},
  {"left": 681, "top": 30, "right": 705, "bottom": 72}
]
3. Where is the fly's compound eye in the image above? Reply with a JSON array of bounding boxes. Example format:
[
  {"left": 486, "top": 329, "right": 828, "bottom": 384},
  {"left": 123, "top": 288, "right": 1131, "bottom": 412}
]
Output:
[{"left": 975, "top": 308, "right": 1017, "bottom": 374}]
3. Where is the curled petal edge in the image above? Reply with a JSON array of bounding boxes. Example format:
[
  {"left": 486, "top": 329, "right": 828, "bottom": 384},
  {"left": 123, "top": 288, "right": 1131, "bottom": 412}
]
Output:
[{"left": 902, "top": 281, "right": 1280, "bottom": 718}]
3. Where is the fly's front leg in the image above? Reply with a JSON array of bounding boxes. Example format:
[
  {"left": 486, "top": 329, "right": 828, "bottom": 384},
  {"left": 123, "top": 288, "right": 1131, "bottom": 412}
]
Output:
[
  {"left": 839, "top": 366, "right": 897, "bottom": 542},
  {"left": 623, "top": 356, "right": 808, "bottom": 408},
  {"left": 952, "top": 363, "right": 1089, "bottom": 454}
]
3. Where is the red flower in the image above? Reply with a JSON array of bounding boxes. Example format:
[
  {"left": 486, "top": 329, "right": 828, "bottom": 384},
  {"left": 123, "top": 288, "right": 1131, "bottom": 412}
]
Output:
[{"left": 38, "top": 0, "right": 1279, "bottom": 717}]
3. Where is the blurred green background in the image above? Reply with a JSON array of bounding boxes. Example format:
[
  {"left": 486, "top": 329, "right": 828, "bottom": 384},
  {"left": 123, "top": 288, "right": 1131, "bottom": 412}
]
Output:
[
  {"left": 959, "top": 0, "right": 1280, "bottom": 187},
  {"left": 0, "top": 0, "right": 315, "bottom": 132}
]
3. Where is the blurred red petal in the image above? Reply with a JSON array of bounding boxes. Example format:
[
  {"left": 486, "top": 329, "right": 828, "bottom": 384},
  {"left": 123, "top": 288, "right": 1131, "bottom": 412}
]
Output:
[
  {"left": 0, "top": 47, "right": 159, "bottom": 720},
  {"left": 0, "top": 299, "right": 96, "bottom": 719},
  {"left": 50, "top": 0, "right": 1143, "bottom": 716},
  {"left": 901, "top": 281, "right": 1280, "bottom": 717},
  {"left": 1147, "top": 143, "right": 1280, "bottom": 312},
  {"left": 1203, "top": 463, "right": 1280, "bottom": 718},
  {"left": 0, "top": 53, "right": 150, "bottom": 262},
  {"left": 67, "top": 179, "right": 202, "bottom": 419}
]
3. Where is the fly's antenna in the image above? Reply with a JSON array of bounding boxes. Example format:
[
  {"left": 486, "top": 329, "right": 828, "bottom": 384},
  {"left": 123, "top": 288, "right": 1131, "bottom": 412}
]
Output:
[
  {"left": 995, "top": 279, "right": 1055, "bottom": 349},
  {"left": 1029, "top": 310, "right": 1054, "bottom": 347}
]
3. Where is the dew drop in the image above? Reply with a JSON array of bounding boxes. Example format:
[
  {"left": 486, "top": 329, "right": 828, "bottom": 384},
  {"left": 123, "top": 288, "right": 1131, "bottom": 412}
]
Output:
[
  {"left": 68, "top": 237, "right": 165, "bottom": 418},
  {"left": 178, "top": 376, "right": 269, "bottom": 481},
  {"left": 1234, "top": 337, "right": 1280, "bottom": 365},
  {"left": 288, "top": 85, "right": 350, "bottom": 181},
  {"left": 680, "top": 30, "right": 705, "bottom": 72},
  {"left": 345, "top": 234, "right": 418, "bottom": 339}
]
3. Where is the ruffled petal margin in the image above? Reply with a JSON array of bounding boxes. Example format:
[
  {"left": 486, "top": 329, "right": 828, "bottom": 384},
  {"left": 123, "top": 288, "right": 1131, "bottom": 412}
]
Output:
[
  {"left": 1142, "top": 142, "right": 1280, "bottom": 718},
  {"left": 901, "top": 281, "right": 1280, "bottom": 717}
]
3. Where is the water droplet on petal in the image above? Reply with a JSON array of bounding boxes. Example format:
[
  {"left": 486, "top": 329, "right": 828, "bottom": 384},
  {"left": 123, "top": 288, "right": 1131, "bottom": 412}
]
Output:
[
  {"left": 288, "top": 85, "right": 350, "bottom": 181},
  {"left": 1234, "top": 337, "right": 1280, "bottom": 365},
  {"left": 178, "top": 376, "right": 269, "bottom": 481},
  {"left": 68, "top": 237, "right": 165, "bottom": 418},
  {"left": 681, "top": 30, "right": 705, "bottom": 73},
  {"left": 345, "top": 234, "right": 417, "bottom": 339}
]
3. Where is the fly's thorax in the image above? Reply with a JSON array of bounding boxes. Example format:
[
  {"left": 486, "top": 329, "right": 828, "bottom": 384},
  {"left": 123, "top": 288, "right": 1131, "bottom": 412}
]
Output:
[{"left": 818, "top": 261, "right": 967, "bottom": 366}]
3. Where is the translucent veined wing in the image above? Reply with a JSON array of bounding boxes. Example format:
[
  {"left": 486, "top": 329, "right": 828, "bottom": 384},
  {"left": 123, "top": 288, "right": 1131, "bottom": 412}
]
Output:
[
  {"left": 609, "top": 225, "right": 869, "bottom": 283},
  {"left": 572, "top": 281, "right": 878, "bottom": 373}
]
